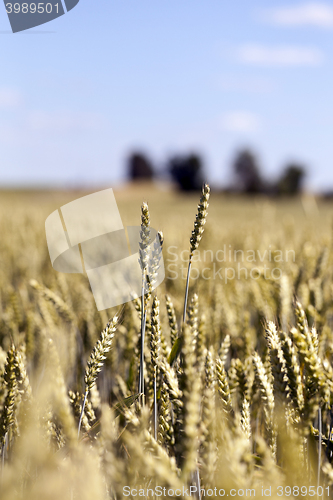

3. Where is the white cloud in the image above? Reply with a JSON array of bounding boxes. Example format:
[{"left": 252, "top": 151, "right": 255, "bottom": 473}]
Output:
[
  {"left": 218, "top": 75, "right": 275, "bottom": 93},
  {"left": 0, "top": 88, "right": 22, "bottom": 108},
  {"left": 220, "top": 112, "right": 260, "bottom": 133},
  {"left": 238, "top": 44, "right": 324, "bottom": 66},
  {"left": 263, "top": 2, "right": 333, "bottom": 27}
]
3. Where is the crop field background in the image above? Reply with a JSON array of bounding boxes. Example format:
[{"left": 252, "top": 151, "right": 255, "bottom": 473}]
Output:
[{"left": 1, "top": 186, "right": 333, "bottom": 499}]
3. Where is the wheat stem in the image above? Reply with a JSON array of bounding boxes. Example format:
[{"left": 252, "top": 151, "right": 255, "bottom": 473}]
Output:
[{"left": 78, "top": 390, "right": 88, "bottom": 437}]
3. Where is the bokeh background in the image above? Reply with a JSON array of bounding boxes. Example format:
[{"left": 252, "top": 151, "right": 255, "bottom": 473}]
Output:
[{"left": 1, "top": 1, "right": 333, "bottom": 193}]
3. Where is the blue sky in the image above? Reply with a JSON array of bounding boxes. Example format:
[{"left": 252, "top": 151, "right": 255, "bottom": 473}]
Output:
[{"left": 1, "top": 1, "right": 333, "bottom": 190}]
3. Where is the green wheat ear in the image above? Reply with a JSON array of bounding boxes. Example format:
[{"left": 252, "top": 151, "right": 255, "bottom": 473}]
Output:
[
  {"left": 139, "top": 201, "right": 151, "bottom": 272},
  {"left": 150, "top": 296, "right": 161, "bottom": 370},
  {"left": 183, "top": 183, "right": 211, "bottom": 326},
  {"left": 146, "top": 231, "right": 164, "bottom": 305},
  {"left": 189, "top": 183, "right": 210, "bottom": 258}
]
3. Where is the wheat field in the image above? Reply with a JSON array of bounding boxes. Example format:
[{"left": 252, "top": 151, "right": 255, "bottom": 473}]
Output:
[{"left": 1, "top": 185, "right": 333, "bottom": 499}]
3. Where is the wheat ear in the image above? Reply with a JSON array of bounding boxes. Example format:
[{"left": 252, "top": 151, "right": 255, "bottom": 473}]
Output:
[
  {"left": 29, "top": 279, "right": 75, "bottom": 323},
  {"left": 138, "top": 202, "right": 150, "bottom": 404},
  {"left": 183, "top": 184, "right": 210, "bottom": 324},
  {"left": 165, "top": 295, "right": 178, "bottom": 348},
  {"left": 265, "top": 321, "right": 288, "bottom": 408},
  {"left": 146, "top": 231, "right": 164, "bottom": 304},
  {"left": 0, "top": 346, "right": 18, "bottom": 456},
  {"left": 216, "top": 358, "right": 233, "bottom": 415},
  {"left": 78, "top": 315, "right": 118, "bottom": 435}
]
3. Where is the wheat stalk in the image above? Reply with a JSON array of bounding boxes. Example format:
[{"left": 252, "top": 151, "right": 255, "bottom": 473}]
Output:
[{"left": 150, "top": 296, "right": 161, "bottom": 440}]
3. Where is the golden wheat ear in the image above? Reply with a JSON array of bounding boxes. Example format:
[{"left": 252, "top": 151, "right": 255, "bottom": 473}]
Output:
[{"left": 78, "top": 315, "right": 118, "bottom": 435}]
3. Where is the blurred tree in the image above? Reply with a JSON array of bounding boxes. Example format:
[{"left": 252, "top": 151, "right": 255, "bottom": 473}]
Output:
[
  {"left": 233, "top": 149, "right": 263, "bottom": 194},
  {"left": 277, "top": 164, "right": 306, "bottom": 195},
  {"left": 168, "top": 153, "right": 204, "bottom": 191},
  {"left": 128, "top": 152, "right": 154, "bottom": 181}
]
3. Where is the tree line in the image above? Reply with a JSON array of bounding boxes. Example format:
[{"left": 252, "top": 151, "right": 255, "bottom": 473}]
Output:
[{"left": 127, "top": 149, "right": 306, "bottom": 195}]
